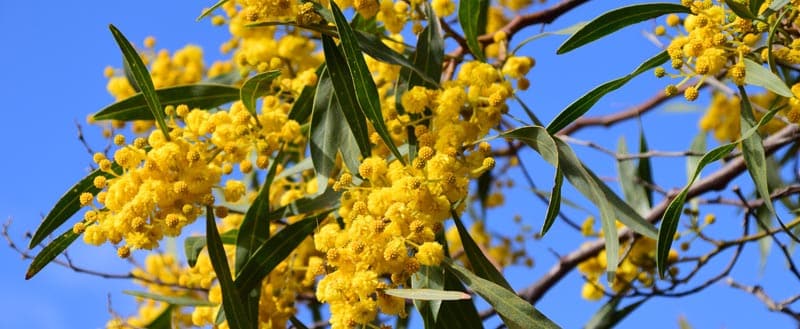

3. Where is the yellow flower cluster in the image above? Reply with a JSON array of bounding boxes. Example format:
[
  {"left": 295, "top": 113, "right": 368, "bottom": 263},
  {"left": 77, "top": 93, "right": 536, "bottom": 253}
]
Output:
[
  {"left": 657, "top": 1, "right": 766, "bottom": 100},
  {"left": 577, "top": 218, "right": 678, "bottom": 301},
  {"left": 312, "top": 59, "right": 514, "bottom": 328},
  {"left": 699, "top": 84, "right": 800, "bottom": 142},
  {"left": 77, "top": 99, "right": 301, "bottom": 255}
]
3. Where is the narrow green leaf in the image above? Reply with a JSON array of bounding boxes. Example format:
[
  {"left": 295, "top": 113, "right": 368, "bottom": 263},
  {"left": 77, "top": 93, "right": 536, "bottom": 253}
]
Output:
[
  {"left": 739, "top": 86, "right": 774, "bottom": 216},
  {"left": 310, "top": 68, "right": 346, "bottom": 194},
  {"left": 755, "top": 204, "right": 773, "bottom": 272},
  {"left": 637, "top": 130, "right": 654, "bottom": 207},
  {"left": 197, "top": 0, "right": 229, "bottom": 21},
  {"left": 206, "top": 206, "right": 253, "bottom": 329},
  {"left": 358, "top": 32, "right": 439, "bottom": 88},
  {"left": 122, "top": 58, "right": 141, "bottom": 93},
  {"left": 546, "top": 51, "right": 669, "bottom": 134},
  {"left": 123, "top": 290, "right": 216, "bottom": 306},
  {"left": 557, "top": 3, "right": 691, "bottom": 54},
  {"left": 743, "top": 58, "right": 793, "bottom": 97},
  {"left": 146, "top": 305, "right": 174, "bottom": 329},
  {"left": 289, "top": 316, "right": 310, "bottom": 329},
  {"left": 329, "top": 2, "right": 405, "bottom": 163},
  {"left": 762, "top": 0, "right": 790, "bottom": 17},
  {"left": 412, "top": 265, "right": 445, "bottom": 326},
  {"left": 321, "top": 35, "right": 372, "bottom": 158},
  {"left": 29, "top": 168, "right": 119, "bottom": 248},
  {"left": 585, "top": 296, "right": 647, "bottom": 329},
  {"left": 234, "top": 212, "right": 329, "bottom": 293},
  {"left": 269, "top": 188, "right": 341, "bottom": 221},
  {"left": 511, "top": 22, "right": 587, "bottom": 55},
  {"left": 452, "top": 211, "right": 513, "bottom": 290},
  {"left": 109, "top": 25, "right": 170, "bottom": 139},
  {"left": 617, "top": 137, "right": 649, "bottom": 215},
  {"left": 384, "top": 288, "right": 471, "bottom": 301},
  {"left": 656, "top": 100, "right": 782, "bottom": 275},
  {"left": 726, "top": 1, "right": 757, "bottom": 19},
  {"left": 458, "top": 0, "right": 488, "bottom": 60},
  {"left": 435, "top": 269, "right": 483, "bottom": 329},
  {"left": 443, "top": 260, "right": 560, "bottom": 329},
  {"left": 751, "top": 0, "right": 766, "bottom": 16},
  {"left": 240, "top": 70, "right": 281, "bottom": 120},
  {"left": 93, "top": 84, "right": 240, "bottom": 121},
  {"left": 540, "top": 167, "right": 564, "bottom": 235},
  {"left": 184, "top": 229, "right": 239, "bottom": 267},
  {"left": 25, "top": 229, "right": 79, "bottom": 279},
  {"left": 235, "top": 151, "right": 285, "bottom": 273}
]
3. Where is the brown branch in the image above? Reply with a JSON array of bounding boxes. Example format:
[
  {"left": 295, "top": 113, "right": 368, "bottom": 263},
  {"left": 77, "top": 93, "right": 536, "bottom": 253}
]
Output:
[
  {"left": 516, "top": 124, "right": 800, "bottom": 305},
  {"left": 727, "top": 278, "right": 800, "bottom": 322}
]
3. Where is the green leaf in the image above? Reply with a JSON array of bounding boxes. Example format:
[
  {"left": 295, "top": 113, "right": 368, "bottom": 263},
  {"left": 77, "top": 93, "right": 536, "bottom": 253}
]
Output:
[
  {"left": 289, "top": 316, "right": 310, "bottom": 329},
  {"left": 541, "top": 167, "right": 564, "bottom": 235},
  {"left": 329, "top": 2, "right": 405, "bottom": 163},
  {"left": 762, "top": 0, "right": 789, "bottom": 17},
  {"left": 451, "top": 211, "right": 512, "bottom": 290},
  {"left": 93, "top": 84, "right": 240, "bottom": 121},
  {"left": 384, "top": 288, "right": 471, "bottom": 301},
  {"left": 234, "top": 212, "right": 329, "bottom": 293},
  {"left": 739, "top": 86, "right": 775, "bottom": 216},
  {"left": 585, "top": 296, "right": 647, "bottom": 329},
  {"left": 146, "top": 305, "right": 174, "bottom": 329},
  {"left": 434, "top": 269, "right": 483, "bottom": 329},
  {"left": 235, "top": 151, "right": 285, "bottom": 273},
  {"left": 197, "top": 0, "right": 229, "bottom": 21},
  {"left": 726, "top": 0, "right": 757, "bottom": 19},
  {"left": 184, "top": 229, "right": 239, "bottom": 267},
  {"left": 123, "top": 290, "right": 216, "bottom": 306},
  {"left": 240, "top": 70, "right": 281, "bottom": 120},
  {"left": 412, "top": 265, "right": 445, "bottom": 326},
  {"left": 122, "top": 57, "right": 141, "bottom": 93},
  {"left": 744, "top": 58, "right": 793, "bottom": 97},
  {"left": 557, "top": 3, "right": 691, "bottom": 54},
  {"left": 206, "top": 206, "right": 253, "bottom": 329},
  {"left": 511, "top": 22, "right": 587, "bottom": 55},
  {"left": 357, "top": 32, "right": 439, "bottom": 88},
  {"left": 321, "top": 35, "right": 372, "bottom": 158},
  {"left": 269, "top": 188, "right": 341, "bottom": 221},
  {"left": 637, "top": 130, "right": 655, "bottom": 207},
  {"left": 29, "top": 167, "right": 119, "bottom": 248},
  {"left": 547, "top": 51, "right": 669, "bottom": 134},
  {"left": 25, "top": 229, "right": 79, "bottom": 279},
  {"left": 443, "top": 260, "right": 561, "bottom": 329},
  {"left": 109, "top": 25, "right": 170, "bottom": 139},
  {"left": 458, "top": 0, "right": 488, "bottom": 61},
  {"left": 617, "top": 137, "right": 649, "bottom": 215},
  {"left": 751, "top": 0, "right": 766, "bottom": 16},
  {"left": 310, "top": 68, "right": 349, "bottom": 194}
]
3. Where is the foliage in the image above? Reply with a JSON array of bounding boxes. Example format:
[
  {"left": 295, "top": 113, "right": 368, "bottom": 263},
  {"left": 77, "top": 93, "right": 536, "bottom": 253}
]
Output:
[{"left": 17, "top": 0, "right": 800, "bottom": 328}]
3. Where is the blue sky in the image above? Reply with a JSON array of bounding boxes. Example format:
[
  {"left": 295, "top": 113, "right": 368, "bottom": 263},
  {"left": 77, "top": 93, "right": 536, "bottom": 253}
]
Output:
[{"left": 0, "top": 1, "right": 796, "bottom": 328}]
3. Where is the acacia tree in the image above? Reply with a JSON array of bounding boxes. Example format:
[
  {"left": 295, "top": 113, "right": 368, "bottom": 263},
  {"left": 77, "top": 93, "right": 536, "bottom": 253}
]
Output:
[{"left": 13, "top": 0, "right": 800, "bottom": 327}]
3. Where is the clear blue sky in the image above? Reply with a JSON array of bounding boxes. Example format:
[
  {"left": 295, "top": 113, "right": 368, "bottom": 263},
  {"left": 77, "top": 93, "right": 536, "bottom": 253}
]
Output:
[{"left": 0, "top": 1, "right": 795, "bottom": 328}]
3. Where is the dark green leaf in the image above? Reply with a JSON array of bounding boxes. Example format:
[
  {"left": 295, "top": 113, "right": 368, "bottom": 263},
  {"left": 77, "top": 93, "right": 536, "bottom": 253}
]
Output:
[
  {"left": 739, "top": 86, "right": 774, "bottom": 216},
  {"left": 197, "top": 0, "right": 229, "bottom": 21},
  {"left": 270, "top": 188, "right": 341, "bottom": 221},
  {"left": 541, "top": 167, "right": 563, "bottom": 235},
  {"left": 146, "top": 305, "right": 174, "bottom": 329},
  {"left": 109, "top": 25, "right": 170, "bottom": 138},
  {"left": 123, "top": 290, "right": 216, "bottom": 306},
  {"left": 29, "top": 167, "right": 119, "bottom": 248},
  {"left": 236, "top": 151, "right": 285, "bottom": 273},
  {"left": 357, "top": 32, "right": 439, "bottom": 87},
  {"left": 547, "top": 51, "right": 669, "bottom": 134},
  {"left": 184, "top": 229, "right": 239, "bottom": 267},
  {"left": 310, "top": 68, "right": 344, "bottom": 194},
  {"left": 25, "top": 229, "right": 79, "bottom": 279},
  {"left": 726, "top": 1, "right": 757, "bottom": 19},
  {"left": 443, "top": 260, "right": 560, "bottom": 329},
  {"left": 234, "top": 212, "right": 329, "bottom": 293},
  {"left": 557, "top": 3, "right": 691, "bottom": 54},
  {"left": 637, "top": 130, "right": 654, "bottom": 207},
  {"left": 206, "top": 206, "right": 253, "bottom": 329},
  {"left": 93, "top": 84, "right": 240, "bottom": 121},
  {"left": 743, "top": 58, "right": 793, "bottom": 97},
  {"left": 288, "top": 65, "right": 325, "bottom": 123},
  {"left": 435, "top": 269, "right": 482, "bottom": 329},
  {"left": 458, "top": 0, "right": 488, "bottom": 60},
  {"left": 412, "top": 265, "right": 445, "bottom": 326},
  {"left": 321, "top": 35, "right": 371, "bottom": 158},
  {"left": 241, "top": 70, "right": 281, "bottom": 120},
  {"left": 122, "top": 58, "right": 141, "bottom": 93},
  {"left": 585, "top": 296, "right": 647, "bottom": 329},
  {"left": 751, "top": 0, "right": 765, "bottom": 17},
  {"left": 329, "top": 2, "right": 405, "bottom": 163},
  {"left": 290, "top": 316, "right": 310, "bottom": 329},
  {"left": 384, "top": 288, "right": 471, "bottom": 300}
]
